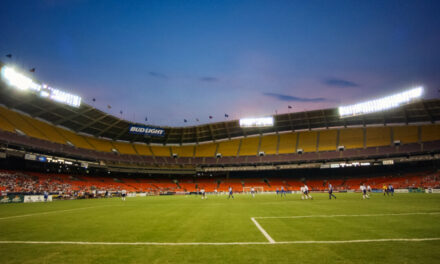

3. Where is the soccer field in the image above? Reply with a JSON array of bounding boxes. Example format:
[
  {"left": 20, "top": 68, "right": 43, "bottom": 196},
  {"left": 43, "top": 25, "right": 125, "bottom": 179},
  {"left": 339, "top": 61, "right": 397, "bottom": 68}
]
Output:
[{"left": 1, "top": 193, "right": 439, "bottom": 264}]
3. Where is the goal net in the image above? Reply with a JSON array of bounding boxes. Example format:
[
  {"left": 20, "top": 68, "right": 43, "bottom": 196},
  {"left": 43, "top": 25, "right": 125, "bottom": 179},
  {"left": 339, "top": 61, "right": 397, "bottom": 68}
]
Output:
[{"left": 243, "top": 186, "right": 264, "bottom": 193}]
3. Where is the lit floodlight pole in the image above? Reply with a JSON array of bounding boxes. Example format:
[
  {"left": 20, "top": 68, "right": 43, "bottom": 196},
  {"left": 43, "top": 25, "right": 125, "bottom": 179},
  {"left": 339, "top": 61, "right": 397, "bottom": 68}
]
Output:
[
  {"left": 338, "top": 87, "right": 423, "bottom": 118},
  {"left": 239, "top": 117, "right": 274, "bottom": 127},
  {"left": 0, "top": 65, "right": 81, "bottom": 107}
]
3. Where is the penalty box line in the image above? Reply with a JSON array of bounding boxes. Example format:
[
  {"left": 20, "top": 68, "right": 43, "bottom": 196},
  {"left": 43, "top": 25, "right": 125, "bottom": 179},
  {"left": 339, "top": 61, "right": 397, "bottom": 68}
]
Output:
[{"left": 0, "top": 238, "right": 439, "bottom": 246}]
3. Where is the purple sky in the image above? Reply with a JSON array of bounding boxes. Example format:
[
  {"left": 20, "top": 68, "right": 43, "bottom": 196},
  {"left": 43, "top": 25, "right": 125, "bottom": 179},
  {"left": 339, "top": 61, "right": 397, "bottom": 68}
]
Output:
[{"left": 1, "top": 0, "right": 439, "bottom": 126}]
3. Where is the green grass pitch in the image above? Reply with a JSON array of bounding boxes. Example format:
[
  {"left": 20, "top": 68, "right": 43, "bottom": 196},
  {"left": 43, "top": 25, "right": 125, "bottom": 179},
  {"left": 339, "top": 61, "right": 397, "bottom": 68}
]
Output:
[{"left": 0, "top": 193, "right": 439, "bottom": 263}]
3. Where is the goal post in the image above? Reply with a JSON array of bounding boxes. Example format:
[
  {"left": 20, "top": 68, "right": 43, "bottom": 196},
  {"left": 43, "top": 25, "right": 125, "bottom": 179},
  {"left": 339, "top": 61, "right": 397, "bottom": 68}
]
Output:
[{"left": 243, "top": 186, "right": 264, "bottom": 193}]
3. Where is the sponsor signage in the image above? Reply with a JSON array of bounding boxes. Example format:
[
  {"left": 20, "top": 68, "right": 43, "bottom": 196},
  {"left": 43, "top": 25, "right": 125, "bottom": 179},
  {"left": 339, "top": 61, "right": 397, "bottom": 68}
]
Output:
[
  {"left": 129, "top": 125, "right": 165, "bottom": 137},
  {"left": 0, "top": 194, "right": 25, "bottom": 204},
  {"left": 24, "top": 195, "right": 52, "bottom": 203}
]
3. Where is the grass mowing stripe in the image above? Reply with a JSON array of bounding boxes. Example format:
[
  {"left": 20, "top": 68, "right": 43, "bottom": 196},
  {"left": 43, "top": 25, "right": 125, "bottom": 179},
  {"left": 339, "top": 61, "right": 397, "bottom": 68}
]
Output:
[
  {"left": 0, "top": 205, "right": 112, "bottom": 220},
  {"left": 0, "top": 238, "right": 438, "bottom": 246},
  {"left": 253, "top": 211, "right": 440, "bottom": 219}
]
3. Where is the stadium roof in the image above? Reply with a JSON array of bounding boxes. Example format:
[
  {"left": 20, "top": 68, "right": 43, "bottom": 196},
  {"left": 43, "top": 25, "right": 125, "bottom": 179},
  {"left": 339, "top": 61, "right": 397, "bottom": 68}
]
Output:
[{"left": 1, "top": 77, "right": 440, "bottom": 145}]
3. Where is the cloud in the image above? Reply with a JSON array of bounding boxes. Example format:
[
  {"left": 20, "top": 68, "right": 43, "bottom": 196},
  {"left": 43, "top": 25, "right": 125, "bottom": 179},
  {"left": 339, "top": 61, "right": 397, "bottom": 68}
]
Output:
[
  {"left": 149, "top": 72, "right": 168, "bottom": 79},
  {"left": 263, "top": 92, "right": 327, "bottom": 102},
  {"left": 199, "top": 77, "right": 219, "bottom": 82},
  {"left": 323, "top": 78, "right": 359, "bottom": 87}
]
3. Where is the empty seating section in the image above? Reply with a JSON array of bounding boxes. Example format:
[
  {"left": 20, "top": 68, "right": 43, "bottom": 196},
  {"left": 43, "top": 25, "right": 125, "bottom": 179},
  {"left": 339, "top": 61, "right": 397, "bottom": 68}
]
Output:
[
  {"left": 150, "top": 146, "right": 171, "bottom": 157},
  {"left": 0, "top": 113, "right": 15, "bottom": 132},
  {"left": 195, "top": 143, "right": 217, "bottom": 157},
  {"left": 239, "top": 137, "right": 260, "bottom": 156},
  {"left": 24, "top": 117, "right": 67, "bottom": 144},
  {"left": 421, "top": 124, "right": 440, "bottom": 142},
  {"left": 259, "top": 134, "right": 278, "bottom": 155},
  {"left": 0, "top": 106, "right": 47, "bottom": 140},
  {"left": 172, "top": 145, "right": 194, "bottom": 157},
  {"left": 297, "top": 131, "right": 317, "bottom": 152},
  {"left": 339, "top": 128, "right": 363, "bottom": 149},
  {"left": 393, "top": 126, "right": 418, "bottom": 144},
  {"left": 278, "top": 133, "right": 297, "bottom": 154},
  {"left": 133, "top": 144, "right": 152, "bottom": 155},
  {"left": 318, "top": 130, "right": 337, "bottom": 151},
  {"left": 85, "top": 136, "right": 114, "bottom": 152},
  {"left": 217, "top": 139, "right": 240, "bottom": 156},
  {"left": 366, "top": 127, "right": 391, "bottom": 147},
  {"left": 113, "top": 141, "right": 137, "bottom": 155},
  {"left": 54, "top": 127, "right": 94, "bottom": 150}
]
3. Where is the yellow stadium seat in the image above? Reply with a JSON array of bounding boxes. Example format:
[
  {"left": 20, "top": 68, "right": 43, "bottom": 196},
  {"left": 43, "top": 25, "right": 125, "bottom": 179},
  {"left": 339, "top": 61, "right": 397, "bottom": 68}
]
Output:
[
  {"left": 85, "top": 137, "right": 114, "bottom": 152},
  {"left": 366, "top": 127, "right": 391, "bottom": 147},
  {"left": 393, "top": 126, "right": 418, "bottom": 144},
  {"left": 22, "top": 116, "right": 67, "bottom": 144},
  {"left": 195, "top": 143, "right": 217, "bottom": 157},
  {"left": 259, "top": 134, "right": 278, "bottom": 155},
  {"left": 0, "top": 106, "right": 48, "bottom": 140},
  {"left": 54, "top": 127, "right": 94, "bottom": 149},
  {"left": 297, "top": 131, "right": 317, "bottom": 152},
  {"left": 278, "top": 133, "right": 297, "bottom": 154},
  {"left": 318, "top": 130, "right": 337, "bottom": 151},
  {"left": 421, "top": 124, "right": 440, "bottom": 142},
  {"left": 339, "top": 128, "right": 364, "bottom": 149},
  {"left": 113, "top": 141, "right": 137, "bottom": 155},
  {"left": 217, "top": 139, "right": 240, "bottom": 156},
  {"left": 239, "top": 137, "right": 260, "bottom": 156},
  {"left": 150, "top": 145, "right": 171, "bottom": 157},
  {"left": 172, "top": 145, "right": 195, "bottom": 157},
  {"left": 133, "top": 143, "right": 152, "bottom": 155},
  {"left": 0, "top": 114, "right": 15, "bottom": 132}
]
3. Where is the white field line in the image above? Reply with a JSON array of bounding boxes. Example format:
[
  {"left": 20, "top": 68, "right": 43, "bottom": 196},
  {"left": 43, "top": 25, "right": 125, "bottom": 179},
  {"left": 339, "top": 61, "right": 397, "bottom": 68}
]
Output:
[
  {"left": 0, "top": 238, "right": 439, "bottom": 246},
  {"left": 253, "top": 212, "right": 440, "bottom": 219},
  {"left": 0, "top": 205, "right": 111, "bottom": 220},
  {"left": 250, "top": 217, "right": 276, "bottom": 243}
]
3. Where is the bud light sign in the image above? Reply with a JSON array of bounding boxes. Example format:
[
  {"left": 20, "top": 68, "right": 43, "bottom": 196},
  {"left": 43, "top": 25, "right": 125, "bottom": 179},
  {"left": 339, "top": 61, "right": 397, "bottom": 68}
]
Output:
[{"left": 129, "top": 125, "right": 165, "bottom": 137}]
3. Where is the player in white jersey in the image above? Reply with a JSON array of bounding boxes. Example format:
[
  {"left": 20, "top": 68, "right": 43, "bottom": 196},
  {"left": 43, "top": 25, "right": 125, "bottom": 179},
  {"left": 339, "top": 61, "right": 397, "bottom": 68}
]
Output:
[
  {"left": 280, "top": 186, "right": 286, "bottom": 197},
  {"left": 328, "top": 183, "right": 336, "bottom": 199},
  {"left": 304, "top": 184, "right": 313, "bottom": 200},
  {"left": 200, "top": 188, "right": 206, "bottom": 199},
  {"left": 251, "top": 187, "right": 255, "bottom": 198},
  {"left": 121, "top": 189, "right": 127, "bottom": 201},
  {"left": 360, "top": 184, "right": 369, "bottom": 199},
  {"left": 367, "top": 185, "right": 372, "bottom": 194},
  {"left": 300, "top": 186, "right": 306, "bottom": 200}
]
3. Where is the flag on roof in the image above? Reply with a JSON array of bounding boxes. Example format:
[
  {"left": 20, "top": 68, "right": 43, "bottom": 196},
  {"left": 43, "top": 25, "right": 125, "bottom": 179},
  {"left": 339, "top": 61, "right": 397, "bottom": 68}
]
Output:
[
  {"left": 5, "top": 54, "right": 12, "bottom": 58},
  {"left": 107, "top": 105, "right": 111, "bottom": 109},
  {"left": 209, "top": 116, "right": 213, "bottom": 119},
  {"left": 184, "top": 119, "right": 187, "bottom": 123},
  {"left": 29, "top": 68, "right": 35, "bottom": 73},
  {"left": 145, "top": 117, "right": 148, "bottom": 121},
  {"left": 288, "top": 105, "right": 292, "bottom": 109},
  {"left": 225, "top": 114, "right": 229, "bottom": 118},
  {"left": 120, "top": 110, "right": 123, "bottom": 115},
  {"left": 196, "top": 118, "right": 199, "bottom": 122},
  {"left": 92, "top": 98, "right": 96, "bottom": 102}
]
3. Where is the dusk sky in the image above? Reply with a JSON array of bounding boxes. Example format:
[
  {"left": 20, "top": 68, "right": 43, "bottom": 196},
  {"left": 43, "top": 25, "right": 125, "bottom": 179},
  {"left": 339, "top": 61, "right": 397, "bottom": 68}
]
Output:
[{"left": 1, "top": 0, "right": 439, "bottom": 126}]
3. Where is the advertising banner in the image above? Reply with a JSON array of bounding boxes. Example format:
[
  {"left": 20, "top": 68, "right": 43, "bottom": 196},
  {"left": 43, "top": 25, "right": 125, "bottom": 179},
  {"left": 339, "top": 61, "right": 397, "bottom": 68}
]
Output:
[
  {"left": 0, "top": 194, "right": 25, "bottom": 204},
  {"left": 24, "top": 195, "right": 53, "bottom": 203},
  {"left": 129, "top": 125, "right": 165, "bottom": 137}
]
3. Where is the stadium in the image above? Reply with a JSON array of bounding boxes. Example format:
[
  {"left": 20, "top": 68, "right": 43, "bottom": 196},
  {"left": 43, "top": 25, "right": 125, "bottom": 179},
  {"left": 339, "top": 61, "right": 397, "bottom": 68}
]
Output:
[{"left": 1, "top": 2, "right": 440, "bottom": 264}]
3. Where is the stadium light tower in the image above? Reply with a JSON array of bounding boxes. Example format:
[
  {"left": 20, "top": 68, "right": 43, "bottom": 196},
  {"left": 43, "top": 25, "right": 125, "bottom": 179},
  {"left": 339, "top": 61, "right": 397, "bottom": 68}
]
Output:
[{"left": 338, "top": 86, "right": 423, "bottom": 118}]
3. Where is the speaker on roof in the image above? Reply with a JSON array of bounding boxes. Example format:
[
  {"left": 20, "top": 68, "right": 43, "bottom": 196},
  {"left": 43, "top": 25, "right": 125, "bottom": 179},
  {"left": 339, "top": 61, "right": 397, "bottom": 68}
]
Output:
[
  {"left": 393, "top": 140, "right": 401, "bottom": 146},
  {"left": 172, "top": 153, "right": 178, "bottom": 158},
  {"left": 259, "top": 151, "right": 265, "bottom": 157},
  {"left": 338, "top": 146, "right": 345, "bottom": 151},
  {"left": 297, "top": 149, "right": 303, "bottom": 154},
  {"left": 216, "top": 153, "right": 222, "bottom": 158}
]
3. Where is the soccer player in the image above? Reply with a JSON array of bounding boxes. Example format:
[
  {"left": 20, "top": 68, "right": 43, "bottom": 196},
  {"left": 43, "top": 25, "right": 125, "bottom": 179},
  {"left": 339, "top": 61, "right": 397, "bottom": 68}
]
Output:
[
  {"left": 389, "top": 184, "right": 394, "bottom": 196},
  {"left": 228, "top": 186, "right": 234, "bottom": 199},
  {"left": 121, "top": 189, "right": 127, "bottom": 201},
  {"left": 382, "top": 184, "right": 388, "bottom": 196},
  {"left": 367, "top": 185, "right": 372, "bottom": 194},
  {"left": 43, "top": 190, "right": 49, "bottom": 202},
  {"left": 300, "top": 186, "right": 306, "bottom": 200},
  {"left": 251, "top": 187, "right": 255, "bottom": 198},
  {"left": 328, "top": 183, "right": 336, "bottom": 199},
  {"left": 360, "top": 184, "right": 369, "bottom": 199},
  {"left": 304, "top": 184, "right": 313, "bottom": 200},
  {"left": 200, "top": 188, "right": 206, "bottom": 199},
  {"left": 280, "top": 186, "right": 286, "bottom": 197},
  {"left": 276, "top": 188, "right": 279, "bottom": 196}
]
